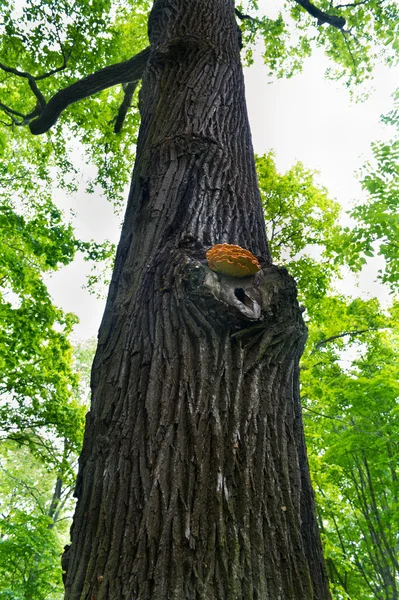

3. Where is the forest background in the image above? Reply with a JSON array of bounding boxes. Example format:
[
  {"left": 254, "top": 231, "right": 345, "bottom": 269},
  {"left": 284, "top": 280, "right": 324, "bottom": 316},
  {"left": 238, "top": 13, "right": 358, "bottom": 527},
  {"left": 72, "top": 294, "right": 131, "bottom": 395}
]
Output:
[{"left": 0, "top": 0, "right": 398, "bottom": 598}]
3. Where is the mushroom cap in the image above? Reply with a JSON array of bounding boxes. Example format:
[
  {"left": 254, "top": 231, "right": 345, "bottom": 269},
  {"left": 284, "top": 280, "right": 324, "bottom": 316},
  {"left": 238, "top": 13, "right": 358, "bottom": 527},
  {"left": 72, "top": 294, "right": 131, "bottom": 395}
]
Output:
[{"left": 206, "top": 243, "right": 261, "bottom": 278}]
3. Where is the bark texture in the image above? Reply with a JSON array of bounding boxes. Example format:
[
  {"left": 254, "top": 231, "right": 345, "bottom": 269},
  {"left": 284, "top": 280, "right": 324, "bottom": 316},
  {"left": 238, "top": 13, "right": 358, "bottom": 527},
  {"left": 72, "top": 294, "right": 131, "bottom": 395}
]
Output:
[{"left": 63, "top": 1, "right": 331, "bottom": 598}]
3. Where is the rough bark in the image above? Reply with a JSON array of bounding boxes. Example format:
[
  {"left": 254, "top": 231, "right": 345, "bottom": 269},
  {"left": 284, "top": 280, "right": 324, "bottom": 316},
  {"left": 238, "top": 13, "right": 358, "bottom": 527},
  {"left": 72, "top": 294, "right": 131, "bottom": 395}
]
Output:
[{"left": 63, "top": 1, "right": 331, "bottom": 598}]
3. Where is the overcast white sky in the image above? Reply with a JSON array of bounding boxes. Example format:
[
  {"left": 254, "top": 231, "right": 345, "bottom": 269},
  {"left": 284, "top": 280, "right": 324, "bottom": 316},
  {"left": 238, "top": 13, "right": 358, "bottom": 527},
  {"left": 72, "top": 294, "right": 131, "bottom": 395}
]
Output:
[{"left": 47, "top": 41, "right": 398, "bottom": 341}]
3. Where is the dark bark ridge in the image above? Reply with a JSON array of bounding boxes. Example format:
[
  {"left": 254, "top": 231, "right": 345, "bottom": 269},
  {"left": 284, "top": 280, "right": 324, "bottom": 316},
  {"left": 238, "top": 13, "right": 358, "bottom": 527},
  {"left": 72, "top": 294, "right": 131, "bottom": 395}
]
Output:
[{"left": 63, "top": 0, "right": 331, "bottom": 598}]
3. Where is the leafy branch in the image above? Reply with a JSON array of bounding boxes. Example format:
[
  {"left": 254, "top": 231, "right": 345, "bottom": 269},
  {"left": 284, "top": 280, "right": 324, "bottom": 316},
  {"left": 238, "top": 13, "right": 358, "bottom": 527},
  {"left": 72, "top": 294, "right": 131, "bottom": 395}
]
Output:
[
  {"left": 30, "top": 46, "right": 150, "bottom": 134},
  {"left": 0, "top": 46, "right": 150, "bottom": 133},
  {"left": 0, "top": 61, "right": 47, "bottom": 107},
  {"left": 236, "top": 0, "right": 346, "bottom": 29}
]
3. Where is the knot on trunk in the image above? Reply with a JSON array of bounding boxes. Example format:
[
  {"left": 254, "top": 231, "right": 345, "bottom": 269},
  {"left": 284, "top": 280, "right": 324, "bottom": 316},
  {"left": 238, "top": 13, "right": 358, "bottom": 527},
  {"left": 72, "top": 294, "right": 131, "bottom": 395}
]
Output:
[
  {"left": 197, "top": 268, "right": 263, "bottom": 322},
  {"left": 182, "top": 259, "right": 305, "bottom": 336}
]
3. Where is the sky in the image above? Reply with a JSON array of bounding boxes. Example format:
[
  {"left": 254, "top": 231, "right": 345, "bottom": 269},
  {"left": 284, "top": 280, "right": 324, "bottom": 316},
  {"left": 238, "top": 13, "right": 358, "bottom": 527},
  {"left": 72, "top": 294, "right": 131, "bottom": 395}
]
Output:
[{"left": 46, "top": 36, "right": 398, "bottom": 341}]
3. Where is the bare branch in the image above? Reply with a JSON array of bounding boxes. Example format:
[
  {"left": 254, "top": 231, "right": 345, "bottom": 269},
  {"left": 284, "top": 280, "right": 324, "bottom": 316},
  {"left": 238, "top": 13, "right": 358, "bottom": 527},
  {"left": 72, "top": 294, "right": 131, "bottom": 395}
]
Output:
[
  {"left": 30, "top": 2, "right": 75, "bottom": 80},
  {"left": 302, "top": 404, "right": 350, "bottom": 424},
  {"left": 0, "top": 31, "right": 75, "bottom": 120},
  {"left": 30, "top": 46, "right": 150, "bottom": 135},
  {"left": 35, "top": 62, "right": 69, "bottom": 82},
  {"left": 114, "top": 81, "right": 139, "bottom": 133},
  {"left": 0, "top": 100, "right": 41, "bottom": 126},
  {"left": 0, "top": 61, "right": 31, "bottom": 79},
  {"left": 0, "top": 57, "right": 70, "bottom": 83},
  {"left": 34, "top": 37, "right": 77, "bottom": 81},
  {"left": 312, "top": 328, "right": 378, "bottom": 353},
  {"left": 27, "top": 79, "right": 46, "bottom": 108}
]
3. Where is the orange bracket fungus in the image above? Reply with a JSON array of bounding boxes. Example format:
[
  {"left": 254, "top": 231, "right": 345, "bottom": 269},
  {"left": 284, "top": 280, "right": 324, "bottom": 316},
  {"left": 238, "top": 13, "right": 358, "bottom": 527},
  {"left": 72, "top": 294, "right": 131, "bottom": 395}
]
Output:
[{"left": 206, "top": 243, "right": 261, "bottom": 278}]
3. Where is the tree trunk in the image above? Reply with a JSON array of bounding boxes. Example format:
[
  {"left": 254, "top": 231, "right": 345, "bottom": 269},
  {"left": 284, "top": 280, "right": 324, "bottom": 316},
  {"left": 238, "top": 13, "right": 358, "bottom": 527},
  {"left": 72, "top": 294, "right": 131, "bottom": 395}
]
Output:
[{"left": 63, "top": 1, "right": 331, "bottom": 598}]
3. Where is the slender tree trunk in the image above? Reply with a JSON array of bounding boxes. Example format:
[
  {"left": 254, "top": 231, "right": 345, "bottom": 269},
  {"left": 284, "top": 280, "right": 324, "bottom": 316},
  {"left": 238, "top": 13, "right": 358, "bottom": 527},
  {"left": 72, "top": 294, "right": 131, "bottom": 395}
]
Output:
[{"left": 63, "top": 1, "right": 330, "bottom": 598}]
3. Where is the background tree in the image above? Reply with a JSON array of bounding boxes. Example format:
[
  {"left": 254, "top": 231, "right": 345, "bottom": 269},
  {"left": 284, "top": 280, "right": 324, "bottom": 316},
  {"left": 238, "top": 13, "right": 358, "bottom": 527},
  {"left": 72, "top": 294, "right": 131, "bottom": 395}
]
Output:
[
  {"left": 0, "top": 442, "right": 71, "bottom": 600},
  {"left": 0, "top": 181, "right": 81, "bottom": 444},
  {"left": 0, "top": 339, "right": 96, "bottom": 600},
  {"left": 303, "top": 309, "right": 399, "bottom": 600}
]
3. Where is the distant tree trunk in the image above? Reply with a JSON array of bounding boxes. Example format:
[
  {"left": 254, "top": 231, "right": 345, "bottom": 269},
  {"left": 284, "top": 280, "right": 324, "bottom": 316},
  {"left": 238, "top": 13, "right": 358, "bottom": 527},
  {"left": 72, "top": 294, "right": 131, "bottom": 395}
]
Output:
[{"left": 63, "top": 0, "right": 331, "bottom": 598}]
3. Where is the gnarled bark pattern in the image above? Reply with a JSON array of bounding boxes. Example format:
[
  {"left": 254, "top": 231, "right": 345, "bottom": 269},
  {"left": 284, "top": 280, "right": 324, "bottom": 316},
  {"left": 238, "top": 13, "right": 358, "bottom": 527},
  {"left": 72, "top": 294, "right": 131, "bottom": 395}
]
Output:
[{"left": 63, "top": 1, "right": 330, "bottom": 598}]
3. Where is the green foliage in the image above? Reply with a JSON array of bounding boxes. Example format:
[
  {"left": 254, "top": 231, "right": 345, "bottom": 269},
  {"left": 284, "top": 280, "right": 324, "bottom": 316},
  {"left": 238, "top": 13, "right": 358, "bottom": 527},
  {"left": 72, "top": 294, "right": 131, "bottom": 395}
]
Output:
[
  {"left": 238, "top": 0, "right": 399, "bottom": 85},
  {"left": 341, "top": 107, "right": 399, "bottom": 289},
  {"left": 1, "top": 0, "right": 398, "bottom": 208},
  {"left": 0, "top": 443, "right": 68, "bottom": 600},
  {"left": 0, "top": 190, "right": 85, "bottom": 449},
  {"left": 258, "top": 152, "right": 343, "bottom": 311},
  {"left": 302, "top": 316, "right": 399, "bottom": 599},
  {"left": 0, "top": 0, "right": 149, "bottom": 207},
  {"left": 0, "top": 3, "right": 147, "bottom": 592},
  {"left": 72, "top": 337, "right": 97, "bottom": 405},
  {"left": 0, "top": 339, "right": 96, "bottom": 600}
]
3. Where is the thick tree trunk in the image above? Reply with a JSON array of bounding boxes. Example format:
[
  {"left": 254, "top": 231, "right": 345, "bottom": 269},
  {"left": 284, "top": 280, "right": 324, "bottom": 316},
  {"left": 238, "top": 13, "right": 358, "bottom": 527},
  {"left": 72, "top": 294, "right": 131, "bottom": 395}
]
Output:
[{"left": 63, "top": 1, "right": 331, "bottom": 598}]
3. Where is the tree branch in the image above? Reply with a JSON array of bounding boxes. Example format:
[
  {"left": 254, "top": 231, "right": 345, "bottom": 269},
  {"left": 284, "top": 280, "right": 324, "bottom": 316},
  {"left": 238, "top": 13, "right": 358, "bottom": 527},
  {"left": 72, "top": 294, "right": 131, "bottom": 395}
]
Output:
[
  {"left": 333, "top": 0, "right": 384, "bottom": 8},
  {"left": 29, "top": 46, "right": 150, "bottom": 134},
  {"left": 35, "top": 61, "right": 71, "bottom": 82},
  {"left": 341, "top": 29, "right": 360, "bottom": 79},
  {"left": 293, "top": 0, "right": 346, "bottom": 28},
  {"left": 30, "top": 2, "right": 76, "bottom": 81},
  {"left": 302, "top": 405, "right": 350, "bottom": 424},
  {"left": 312, "top": 328, "right": 378, "bottom": 352},
  {"left": 236, "top": 1, "right": 347, "bottom": 32},
  {"left": 234, "top": 8, "right": 261, "bottom": 24},
  {"left": 114, "top": 81, "right": 139, "bottom": 133},
  {"left": 0, "top": 40, "right": 73, "bottom": 84},
  {"left": 0, "top": 102, "right": 25, "bottom": 119},
  {"left": 0, "top": 101, "right": 41, "bottom": 127},
  {"left": 0, "top": 61, "right": 46, "bottom": 107}
]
